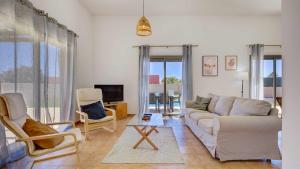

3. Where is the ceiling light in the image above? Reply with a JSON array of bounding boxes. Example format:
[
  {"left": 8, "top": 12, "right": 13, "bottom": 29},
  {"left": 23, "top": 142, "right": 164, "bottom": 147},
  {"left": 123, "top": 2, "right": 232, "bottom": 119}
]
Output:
[{"left": 136, "top": 0, "right": 152, "bottom": 36}]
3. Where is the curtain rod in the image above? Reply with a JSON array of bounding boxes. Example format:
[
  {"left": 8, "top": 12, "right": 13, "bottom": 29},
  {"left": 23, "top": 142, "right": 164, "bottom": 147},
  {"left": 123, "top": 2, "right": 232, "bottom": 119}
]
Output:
[
  {"left": 18, "top": 0, "right": 79, "bottom": 37},
  {"left": 264, "top": 45, "right": 282, "bottom": 47},
  {"left": 247, "top": 44, "right": 282, "bottom": 47},
  {"left": 132, "top": 45, "right": 199, "bottom": 48}
]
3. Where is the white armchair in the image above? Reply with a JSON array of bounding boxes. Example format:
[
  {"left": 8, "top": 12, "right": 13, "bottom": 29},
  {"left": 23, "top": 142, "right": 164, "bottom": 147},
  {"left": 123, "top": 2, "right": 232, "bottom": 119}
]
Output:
[{"left": 76, "top": 88, "right": 117, "bottom": 139}]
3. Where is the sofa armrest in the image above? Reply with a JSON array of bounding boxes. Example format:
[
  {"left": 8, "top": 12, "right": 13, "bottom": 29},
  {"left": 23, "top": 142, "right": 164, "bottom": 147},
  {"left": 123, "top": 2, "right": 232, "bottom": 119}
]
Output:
[
  {"left": 185, "top": 100, "right": 194, "bottom": 108},
  {"left": 215, "top": 116, "right": 282, "bottom": 133},
  {"left": 213, "top": 115, "right": 282, "bottom": 161}
]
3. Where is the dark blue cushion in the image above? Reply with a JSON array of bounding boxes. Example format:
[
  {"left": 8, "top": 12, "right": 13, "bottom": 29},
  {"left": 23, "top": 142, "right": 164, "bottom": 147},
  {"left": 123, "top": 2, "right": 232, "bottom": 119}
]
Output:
[{"left": 80, "top": 101, "right": 107, "bottom": 120}]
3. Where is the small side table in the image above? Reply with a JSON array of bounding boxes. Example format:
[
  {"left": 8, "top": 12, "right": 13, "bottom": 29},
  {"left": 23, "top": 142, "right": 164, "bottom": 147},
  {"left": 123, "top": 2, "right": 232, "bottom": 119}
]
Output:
[{"left": 127, "top": 114, "right": 164, "bottom": 150}]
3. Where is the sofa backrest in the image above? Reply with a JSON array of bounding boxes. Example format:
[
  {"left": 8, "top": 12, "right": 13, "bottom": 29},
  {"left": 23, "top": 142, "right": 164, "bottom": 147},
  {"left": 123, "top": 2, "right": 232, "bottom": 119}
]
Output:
[
  {"left": 229, "top": 98, "right": 272, "bottom": 116},
  {"left": 207, "top": 94, "right": 236, "bottom": 116},
  {"left": 214, "top": 96, "right": 236, "bottom": 116},
  {"left": 207, "top": 94, "right": 274, "bottom": 116},
  {"left": 207, "top": 93, "right": 219, "bottom": 113}
]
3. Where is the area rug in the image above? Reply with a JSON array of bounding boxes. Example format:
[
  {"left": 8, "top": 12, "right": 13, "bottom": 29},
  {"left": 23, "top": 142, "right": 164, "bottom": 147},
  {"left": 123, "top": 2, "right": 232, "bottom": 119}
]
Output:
[{"left": 102, "top": 127, "right": 184, "bottom": 164}]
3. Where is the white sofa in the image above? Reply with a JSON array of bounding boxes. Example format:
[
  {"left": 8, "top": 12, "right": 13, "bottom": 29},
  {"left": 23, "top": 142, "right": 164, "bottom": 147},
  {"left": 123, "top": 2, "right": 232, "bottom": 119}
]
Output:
[{"left": 184, "top": 94, "right": 282, "bottom": 161}]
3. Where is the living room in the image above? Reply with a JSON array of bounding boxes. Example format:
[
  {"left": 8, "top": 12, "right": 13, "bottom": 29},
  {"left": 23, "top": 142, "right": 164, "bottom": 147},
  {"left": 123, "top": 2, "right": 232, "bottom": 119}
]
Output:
[{"left": 0, "top": 0, "right": 299, "bottom": 169}]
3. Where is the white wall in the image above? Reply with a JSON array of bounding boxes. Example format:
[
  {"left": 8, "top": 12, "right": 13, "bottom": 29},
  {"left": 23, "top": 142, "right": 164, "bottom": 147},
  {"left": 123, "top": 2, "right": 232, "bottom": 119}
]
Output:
[
  {"left": 30, "top": 0, "right": 94, "bottom": 88},
  {"left": 92, "top": 16, "right": 281, "bottom": 114},
  {"left": 282, "top": 0, "right": 300, "bottom": 168}
]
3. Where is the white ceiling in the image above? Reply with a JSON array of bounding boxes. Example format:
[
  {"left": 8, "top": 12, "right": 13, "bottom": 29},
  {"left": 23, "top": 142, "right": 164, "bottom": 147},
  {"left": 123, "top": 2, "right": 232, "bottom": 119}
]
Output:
[{"left": 79, "top": 0, "right": 281, "bottom": 16}]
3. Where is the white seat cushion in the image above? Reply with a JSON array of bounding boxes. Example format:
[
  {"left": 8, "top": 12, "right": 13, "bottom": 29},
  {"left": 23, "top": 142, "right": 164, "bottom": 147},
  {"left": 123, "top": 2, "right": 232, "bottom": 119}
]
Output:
[
  {"left": 1, "top": 93, "right": 27, "bottom": 127},
  {"left": 32, "top": 127, "right": 83, "bottom": 156},
  {"left": 88, "top": 115, "right": 114, "bottom": 124},
  {"left": 181, "top": 108, "right": 195, "bottom": 115},
  {"left": 77, "top": 88, "right": 102, "bottom": 103},
  {"left": 197, "top": 119, "right": 214, "bottom": 135},
  {"left": 189, "top": 111, "right": 219, "bottom": 124}
]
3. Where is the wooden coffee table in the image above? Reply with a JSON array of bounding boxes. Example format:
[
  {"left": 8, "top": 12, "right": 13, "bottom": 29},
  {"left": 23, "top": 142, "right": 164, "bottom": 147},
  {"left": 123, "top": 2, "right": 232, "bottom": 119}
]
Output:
[{"left": 127, "top": 113, "right": 164, "bottom": 150}]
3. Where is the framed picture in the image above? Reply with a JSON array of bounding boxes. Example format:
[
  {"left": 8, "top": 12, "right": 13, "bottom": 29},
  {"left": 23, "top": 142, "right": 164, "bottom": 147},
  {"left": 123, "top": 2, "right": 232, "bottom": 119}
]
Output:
[
  {"left": 225, "top": 55, "right": 237, "bottom": 70},
  {"left": 202, "top": 55, "right": 218, "bottom": 76}
]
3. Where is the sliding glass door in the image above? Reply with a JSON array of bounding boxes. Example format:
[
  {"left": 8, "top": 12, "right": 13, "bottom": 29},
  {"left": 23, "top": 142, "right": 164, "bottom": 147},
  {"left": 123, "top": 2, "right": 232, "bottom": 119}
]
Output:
[
  {"left": 263, "top": 55, "right": 282, "bottom": 116},
  {"left": 149, "top": 56, "right": 182, "bottom": 115}
]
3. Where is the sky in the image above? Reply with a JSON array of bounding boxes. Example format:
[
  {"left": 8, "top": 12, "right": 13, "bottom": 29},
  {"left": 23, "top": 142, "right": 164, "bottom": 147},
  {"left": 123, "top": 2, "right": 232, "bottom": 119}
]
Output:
[
  {"left": 0, "top": 42, "right": 59, "bottom": 76},
  {"left": 264, "top": 59, "right": 282, "bottom": 77},
  {"left": 150, "top": 62, "right": 182, "bottom": 81}
]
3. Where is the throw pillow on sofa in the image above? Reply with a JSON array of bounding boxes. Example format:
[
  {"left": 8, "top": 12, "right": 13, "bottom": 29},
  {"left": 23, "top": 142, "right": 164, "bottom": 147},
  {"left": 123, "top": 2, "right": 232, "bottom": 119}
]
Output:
[
  {"left": 207, "top": 93, "right": 220, "bottom": 113},
  {"left": 229, "top": 98, "right": 271, "bottom": 116},
  {"left": 191, "top": 96, "right": 211, "bottom": 111},
  {"left": 80, "top": 101, "right": 107, "bottom": 120},
  {"left": 214, "top": 96, "right": 236, "bottom": 116}
]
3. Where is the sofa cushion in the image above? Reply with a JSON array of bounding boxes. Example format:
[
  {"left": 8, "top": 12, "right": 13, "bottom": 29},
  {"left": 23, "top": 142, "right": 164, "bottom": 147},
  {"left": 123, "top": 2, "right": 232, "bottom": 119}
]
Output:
[
  {"left": 229, "top": 98, "right": 271, "bottom": 116},
  {"left": 191, "top": 96, "right": 211, "bottom": 111},
  {"left": 197, "top": 119, "right": 214, "bottom": 135},
  {"left": 207, "top": 93, "right": 220, "bottom": 113},
  {"left": 189, "top": 111, "right": 219, "bottom": 124},
  {"left": 214, "top": 96, "right": 236, "bottom": 116}
]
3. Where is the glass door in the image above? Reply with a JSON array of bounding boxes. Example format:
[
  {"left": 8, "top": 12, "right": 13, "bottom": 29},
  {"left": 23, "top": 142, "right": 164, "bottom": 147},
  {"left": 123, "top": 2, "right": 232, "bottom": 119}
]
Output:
[
  {"left": 166, "top": 61, "right": 182, "bottom": 114},
  {"left": 149, "top": 56, "right": 182, "bottom": 115},
  {"left": 263, "top": 55, "right": 282, "bottom": 116},
  {"left": 149, "top": 60, "right": 164, "bottom": 113}
]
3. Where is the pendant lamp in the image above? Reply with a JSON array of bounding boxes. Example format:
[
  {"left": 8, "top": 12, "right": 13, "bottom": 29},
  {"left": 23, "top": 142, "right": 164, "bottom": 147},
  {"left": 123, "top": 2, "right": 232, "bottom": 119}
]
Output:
[{"left": 136, "top": 0, "right": 152, "bottom": 36}]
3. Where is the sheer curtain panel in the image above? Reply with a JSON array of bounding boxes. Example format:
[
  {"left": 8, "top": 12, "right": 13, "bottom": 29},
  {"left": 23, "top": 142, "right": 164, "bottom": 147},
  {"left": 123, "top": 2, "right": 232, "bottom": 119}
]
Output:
[
  {"left": 182, "top": 45, "right": 193, "bottom": 107},
  {"left": 0, "top": 0, "right": 78, "bottom": 123},
  {"left": 249, "top": 44, "right": 264, "bottom": 100},
  {"left": 138, "top": 45, "right": 150, "bottom": 115}
]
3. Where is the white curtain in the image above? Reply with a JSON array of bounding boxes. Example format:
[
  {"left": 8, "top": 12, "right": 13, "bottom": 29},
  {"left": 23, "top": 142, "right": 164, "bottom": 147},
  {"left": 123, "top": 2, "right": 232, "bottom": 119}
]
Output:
[
  {"left": 138, "top": 45, "right": 150, "bottom": 115},
  {"left": 182, "top": 45, "right": 193, "bottom": 107},
  {"left": 249, "top": 44, "right": 264, "bottom": 100},
  {"left": 0, "top": 0, "right": 77, "bottom": 123}
]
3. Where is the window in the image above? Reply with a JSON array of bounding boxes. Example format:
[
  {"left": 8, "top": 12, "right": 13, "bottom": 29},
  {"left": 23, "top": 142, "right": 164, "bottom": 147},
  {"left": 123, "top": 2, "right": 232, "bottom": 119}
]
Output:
[
  {"left": 149, "top": 56, "right": 182, "bottom": 114},
  {"left": 0, "top": 41, "right": 62, "bottom": 123},
  {"left": 263, "top": 55, "right": 282, "bottom": 116}
]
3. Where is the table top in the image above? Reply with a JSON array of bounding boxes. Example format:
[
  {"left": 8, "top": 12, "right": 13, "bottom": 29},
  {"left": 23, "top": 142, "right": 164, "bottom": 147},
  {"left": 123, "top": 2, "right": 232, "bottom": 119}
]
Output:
[{"left": 127, "top": 113, "right": 164, "bottom": 126}]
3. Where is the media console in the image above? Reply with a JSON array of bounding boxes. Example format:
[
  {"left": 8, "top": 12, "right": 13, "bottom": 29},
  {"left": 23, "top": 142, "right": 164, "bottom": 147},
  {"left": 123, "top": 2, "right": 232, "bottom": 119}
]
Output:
[{"left": 104, "top": 102, "right": 128, "bottom": 120}]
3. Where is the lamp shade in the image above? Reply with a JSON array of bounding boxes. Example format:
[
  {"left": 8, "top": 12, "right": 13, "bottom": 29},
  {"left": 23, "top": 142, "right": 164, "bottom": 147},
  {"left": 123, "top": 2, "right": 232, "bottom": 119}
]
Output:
[
  {"left": 136, "top": 16, "right": 152, "bottom": 36},
  {"left": 238, "top": 71, "right": 249, "bottom": 81}
]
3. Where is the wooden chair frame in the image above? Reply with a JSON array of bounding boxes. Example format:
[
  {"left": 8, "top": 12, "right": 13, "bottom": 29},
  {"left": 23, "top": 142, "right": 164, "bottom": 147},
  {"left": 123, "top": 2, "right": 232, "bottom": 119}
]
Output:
[
  {"left": 0, "top": 94, "right": 82, "bottom": 169},
  {"left": 1, "top": 118, "right": 81, "bottom": 169},
  {"left": 76, "top": 88, "right": 117, "bottom": 140}
]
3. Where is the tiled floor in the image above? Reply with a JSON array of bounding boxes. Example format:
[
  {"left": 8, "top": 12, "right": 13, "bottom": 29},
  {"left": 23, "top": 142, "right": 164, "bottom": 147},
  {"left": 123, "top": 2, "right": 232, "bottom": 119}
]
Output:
[{"left": 5, "top": 115, "right": 282, "bottom": 169}]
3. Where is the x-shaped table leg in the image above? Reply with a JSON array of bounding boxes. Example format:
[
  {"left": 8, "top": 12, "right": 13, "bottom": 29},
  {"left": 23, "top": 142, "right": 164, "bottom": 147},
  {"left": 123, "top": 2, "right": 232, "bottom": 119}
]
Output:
[{"left": 133, "top": 126, "right": 158, "bottom": 150}]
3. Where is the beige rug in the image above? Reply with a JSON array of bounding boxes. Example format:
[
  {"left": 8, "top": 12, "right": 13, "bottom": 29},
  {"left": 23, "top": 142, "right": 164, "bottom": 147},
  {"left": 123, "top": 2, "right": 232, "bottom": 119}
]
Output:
[{"left": 102, "top": 127, "right": 184, "bottom": 164}]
